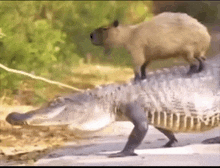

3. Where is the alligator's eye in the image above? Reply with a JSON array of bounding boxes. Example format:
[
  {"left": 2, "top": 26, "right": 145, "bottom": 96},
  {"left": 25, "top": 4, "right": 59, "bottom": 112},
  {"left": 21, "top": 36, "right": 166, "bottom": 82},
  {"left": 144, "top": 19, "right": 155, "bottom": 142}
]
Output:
[
  {"left": 49, "top": 101, "right": 56, "bottom": 107},
  {"left": 56, "top": 97, "right": 65, "bottom": 104},
  {"left": 49, "top": 97, "right": 65, "bottom": 106}
]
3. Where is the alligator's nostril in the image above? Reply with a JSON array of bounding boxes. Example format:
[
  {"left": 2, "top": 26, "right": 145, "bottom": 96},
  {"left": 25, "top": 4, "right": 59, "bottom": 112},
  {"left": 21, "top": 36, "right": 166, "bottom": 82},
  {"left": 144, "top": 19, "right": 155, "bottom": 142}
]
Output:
[{"left": 90, "top": 33, "right": 93, "bottom": 39}]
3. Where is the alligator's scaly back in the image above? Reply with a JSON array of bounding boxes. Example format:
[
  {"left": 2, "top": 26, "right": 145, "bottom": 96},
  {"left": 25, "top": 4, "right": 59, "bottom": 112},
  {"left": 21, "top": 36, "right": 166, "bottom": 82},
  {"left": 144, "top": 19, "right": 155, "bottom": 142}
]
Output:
[
  {"left": 142, "top": 70, "right": 219, "bottom": 132},
  {"left": 119, "top": 55, "right": 220, "bottom": 133},
  {"left": 6, "top": 54, "right": 220, "bottom": 157}
]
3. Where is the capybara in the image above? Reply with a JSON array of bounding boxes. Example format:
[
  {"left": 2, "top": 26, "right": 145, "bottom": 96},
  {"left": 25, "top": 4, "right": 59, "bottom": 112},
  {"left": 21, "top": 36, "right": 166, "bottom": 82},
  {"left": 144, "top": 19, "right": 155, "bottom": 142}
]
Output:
[{"left": 90, "top": 12, "right": 211, "bottom": 81}]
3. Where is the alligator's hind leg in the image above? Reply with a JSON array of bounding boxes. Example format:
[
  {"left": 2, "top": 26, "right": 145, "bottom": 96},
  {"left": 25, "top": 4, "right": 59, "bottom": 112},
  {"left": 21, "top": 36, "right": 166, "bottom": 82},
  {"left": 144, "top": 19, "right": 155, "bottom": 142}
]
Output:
[
  {"left": 109, "top": 103, "right": 148, "bottom": 157},
  {"left": 155, "top": 127, "right": 178, "bottom": 147}
]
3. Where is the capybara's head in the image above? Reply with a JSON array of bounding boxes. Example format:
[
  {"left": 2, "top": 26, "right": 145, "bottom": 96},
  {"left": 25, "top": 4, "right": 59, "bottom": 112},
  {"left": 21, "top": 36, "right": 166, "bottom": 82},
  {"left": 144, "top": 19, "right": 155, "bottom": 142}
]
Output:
[{"left": 90, "top": 20, "right": 119, "bottom": 54}]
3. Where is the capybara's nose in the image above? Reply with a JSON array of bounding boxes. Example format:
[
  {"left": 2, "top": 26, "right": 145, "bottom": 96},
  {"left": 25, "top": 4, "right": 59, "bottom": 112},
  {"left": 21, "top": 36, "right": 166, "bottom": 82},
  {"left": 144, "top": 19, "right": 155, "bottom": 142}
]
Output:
[{"left": 90, "top": 33, "right": 93, "bottom": 39}]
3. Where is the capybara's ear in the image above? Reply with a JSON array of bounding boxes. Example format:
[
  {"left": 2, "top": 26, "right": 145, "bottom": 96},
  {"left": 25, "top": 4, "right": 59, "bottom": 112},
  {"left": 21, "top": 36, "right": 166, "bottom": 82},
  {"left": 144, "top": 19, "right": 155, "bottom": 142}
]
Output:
[{"left": 113, "top": 20, "right": 119, "bottom": 27}]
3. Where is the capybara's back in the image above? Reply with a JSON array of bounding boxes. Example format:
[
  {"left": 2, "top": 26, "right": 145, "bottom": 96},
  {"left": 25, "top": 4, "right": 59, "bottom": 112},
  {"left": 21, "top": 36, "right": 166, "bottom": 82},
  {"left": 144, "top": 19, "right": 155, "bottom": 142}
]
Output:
[{"left": 135, "top": 12, "right": 210, "bottom": 61}]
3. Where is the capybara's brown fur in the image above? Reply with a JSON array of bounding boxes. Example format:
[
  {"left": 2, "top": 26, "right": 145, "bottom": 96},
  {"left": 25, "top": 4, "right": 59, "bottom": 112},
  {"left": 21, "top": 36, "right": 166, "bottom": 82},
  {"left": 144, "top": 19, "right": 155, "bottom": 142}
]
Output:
[{"left": 90, "top": 12, "right": 211, "bottom": 80}]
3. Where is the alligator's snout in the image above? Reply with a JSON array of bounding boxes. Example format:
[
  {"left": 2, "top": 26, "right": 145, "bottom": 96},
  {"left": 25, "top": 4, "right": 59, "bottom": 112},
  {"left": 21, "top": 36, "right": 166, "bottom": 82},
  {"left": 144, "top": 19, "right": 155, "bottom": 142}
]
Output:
[
  {"left": 5, "top": 104, "right": 67, "bottom": 126},
  {"left": 6, "top": 112, "right": 28, "bottom": 126}
]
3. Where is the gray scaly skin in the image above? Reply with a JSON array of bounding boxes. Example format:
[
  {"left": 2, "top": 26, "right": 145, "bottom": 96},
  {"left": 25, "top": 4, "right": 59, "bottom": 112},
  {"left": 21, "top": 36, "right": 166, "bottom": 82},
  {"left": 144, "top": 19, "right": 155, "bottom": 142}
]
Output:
[{"left": 6, "top": 54, "right": 220, "bottom": 157}]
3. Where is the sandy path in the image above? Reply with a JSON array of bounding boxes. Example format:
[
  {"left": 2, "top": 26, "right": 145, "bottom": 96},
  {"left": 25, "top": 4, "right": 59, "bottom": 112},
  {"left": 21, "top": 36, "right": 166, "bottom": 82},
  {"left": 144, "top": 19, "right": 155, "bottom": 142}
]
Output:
[{"left": 33, "top": 122, "right": 220, "bottom": 166}]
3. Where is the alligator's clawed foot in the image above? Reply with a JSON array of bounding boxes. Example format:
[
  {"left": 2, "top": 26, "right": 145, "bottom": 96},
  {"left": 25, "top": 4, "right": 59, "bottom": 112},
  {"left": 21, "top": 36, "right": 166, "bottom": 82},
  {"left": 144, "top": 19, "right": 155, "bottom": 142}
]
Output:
[
  {"left": 162, "top": 139, "right": 178, "bottom": 147},
  {"left": 108, "top": 151, "right": 138, "bottom": 158},
  {"left": 141, "top": 76, "right": 147, "bottom": 80},
  {"left": 202, "top": 136, "right": 220, "bottom": 144},
  {"left": 162, "top": 141, "right": 173, "bottom": 147},
  {"left": 162, "top": 142, "right": 172, "bottom": 147}
]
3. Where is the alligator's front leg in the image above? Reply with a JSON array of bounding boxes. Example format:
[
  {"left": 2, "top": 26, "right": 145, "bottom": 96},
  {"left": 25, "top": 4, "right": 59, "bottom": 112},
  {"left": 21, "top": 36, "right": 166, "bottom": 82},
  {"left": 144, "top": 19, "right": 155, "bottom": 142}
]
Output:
[
  {"left": 109, "top": 102, "right": 148, "bottom": 158},
  {"left": 155, "top": 127, "right": 178, "bottom": 147}
]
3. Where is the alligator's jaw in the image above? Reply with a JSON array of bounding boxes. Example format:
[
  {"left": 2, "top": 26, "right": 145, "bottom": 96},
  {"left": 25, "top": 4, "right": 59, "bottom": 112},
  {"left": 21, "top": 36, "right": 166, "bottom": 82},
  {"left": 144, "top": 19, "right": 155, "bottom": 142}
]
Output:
[
  {"left": 68, "top": 113, "right": 115, "bottom": 131},
  {"left": 6, "top": 112, "right": 29, "bottom": 126},
  {"left": 5, "top": 102, "right": 115, "bottom": 131},
  {"left": 5, "top": 105, "right": 66, "bottom": 126}
]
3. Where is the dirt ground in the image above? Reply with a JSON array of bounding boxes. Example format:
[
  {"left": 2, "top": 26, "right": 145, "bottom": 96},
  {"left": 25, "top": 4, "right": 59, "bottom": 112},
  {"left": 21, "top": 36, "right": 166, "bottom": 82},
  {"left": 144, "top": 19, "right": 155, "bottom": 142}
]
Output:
[
  {"left": 0, "top": 24, "right": 219, "bottom": 166},
  {"left": 0, "top": 65, "right": 135, "bottom": 165},
  {"left": 0, "top": 105, "right": 82, "bottom": 165}
]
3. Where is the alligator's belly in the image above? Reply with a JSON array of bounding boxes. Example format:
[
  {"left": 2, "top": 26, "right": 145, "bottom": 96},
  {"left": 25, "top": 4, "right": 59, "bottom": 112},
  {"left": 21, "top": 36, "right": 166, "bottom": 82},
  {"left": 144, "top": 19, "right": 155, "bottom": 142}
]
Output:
[
  {"left": 147, "top": 111, "right": 220, "bottom": 133},
  {"left": 68, "top": 111, "right": 116, "bottom": 132}
]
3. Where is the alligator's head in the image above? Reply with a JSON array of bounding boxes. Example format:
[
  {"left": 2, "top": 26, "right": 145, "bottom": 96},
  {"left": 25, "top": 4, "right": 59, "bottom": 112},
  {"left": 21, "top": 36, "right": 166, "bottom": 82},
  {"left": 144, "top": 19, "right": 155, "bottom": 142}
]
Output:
[
  {"left": 6, "top": 97, "right": 71, "bottom": 126},
  {"left": 5, "top": 92, "right": 116, "bottom": 132}
]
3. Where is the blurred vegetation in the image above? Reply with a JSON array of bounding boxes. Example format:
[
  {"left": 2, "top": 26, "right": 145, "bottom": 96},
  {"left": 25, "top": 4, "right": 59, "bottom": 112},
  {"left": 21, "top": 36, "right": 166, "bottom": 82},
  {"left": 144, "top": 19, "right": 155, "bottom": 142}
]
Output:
[
  {"left": 0, "top": 1, "right": 152, "bottom": 105},
  {"left": 0, "top": 1, "right": 219, "bottom": 106},
  {"left": 153, "top": 1, "right": 220, "bottom": 24}
]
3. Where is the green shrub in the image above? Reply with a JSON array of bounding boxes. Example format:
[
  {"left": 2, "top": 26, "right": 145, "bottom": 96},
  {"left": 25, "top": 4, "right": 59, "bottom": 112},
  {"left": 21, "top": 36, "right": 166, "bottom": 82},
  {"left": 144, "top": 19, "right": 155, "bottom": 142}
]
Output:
[{"left": 0, "top": 1, "right": 153, "bottom": 105}]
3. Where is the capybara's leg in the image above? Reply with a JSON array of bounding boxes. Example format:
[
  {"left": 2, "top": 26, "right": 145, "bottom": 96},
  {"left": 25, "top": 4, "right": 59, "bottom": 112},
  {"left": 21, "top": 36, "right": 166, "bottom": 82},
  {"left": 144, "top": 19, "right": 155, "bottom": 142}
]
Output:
[
  {"left": 140, "top": 61, "right": 150, "bottom": 80},
  {"left": 195, "top": 51, "right": 206, "bottom": 72},
  {"left": 195, "top": 57, "right": 205, "bottom": 72},
  {"left": 184, "top": 52, "right": 198, "bottom": 75},
  {"left": 130, "top": 48, "right": 146, "bottom": 82}
]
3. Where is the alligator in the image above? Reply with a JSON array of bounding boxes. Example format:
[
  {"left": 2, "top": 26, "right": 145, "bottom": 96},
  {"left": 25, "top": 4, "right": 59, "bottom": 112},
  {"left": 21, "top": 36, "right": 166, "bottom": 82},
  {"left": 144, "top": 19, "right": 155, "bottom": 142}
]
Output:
[{"left": 6, "top": 54, "right": 220, "bottom": 157}]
